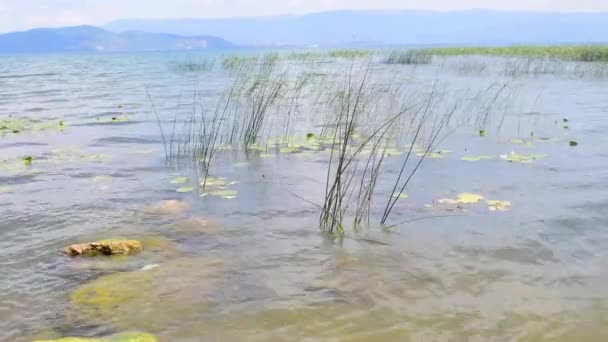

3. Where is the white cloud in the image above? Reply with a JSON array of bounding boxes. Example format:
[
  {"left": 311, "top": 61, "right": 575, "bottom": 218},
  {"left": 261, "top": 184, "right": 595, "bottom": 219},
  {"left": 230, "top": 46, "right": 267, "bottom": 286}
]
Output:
[{"left": 1, "top": 0, "right": 607, "bottom": 33}]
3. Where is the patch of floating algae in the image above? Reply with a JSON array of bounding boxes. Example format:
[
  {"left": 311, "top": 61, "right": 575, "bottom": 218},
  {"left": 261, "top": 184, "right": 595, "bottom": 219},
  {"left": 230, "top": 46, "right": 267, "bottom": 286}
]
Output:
[{"left": 69, "top": 257, "right": 223, "bottom": 332}]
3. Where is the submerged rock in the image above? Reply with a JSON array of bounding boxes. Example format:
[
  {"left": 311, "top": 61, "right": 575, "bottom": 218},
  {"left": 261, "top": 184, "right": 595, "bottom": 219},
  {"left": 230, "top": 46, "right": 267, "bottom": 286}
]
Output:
[
  {"left": 63, "top": 240, "right": 143, "bottom": 257},
  {"left": 142, "top": 199, "right": 190, "bottom": 216},
  {"left": 66, "top": 236, "right": 180, "bottom": 271},
  {"left": 34, "top": 331, "right": 157, "bottom": 342},
  {"left": 170, "top": 217, "right": 217, "bottom": 235},
  {"left": 69, "top": 257, "right": 223, "bottom": 332}
]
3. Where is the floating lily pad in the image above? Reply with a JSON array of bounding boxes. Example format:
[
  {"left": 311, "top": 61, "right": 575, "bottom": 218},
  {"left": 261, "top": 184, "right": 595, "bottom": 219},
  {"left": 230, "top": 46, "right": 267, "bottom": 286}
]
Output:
[
  {"left": 279, "top": 146, "right": 299, "bottom": 154},
  {"left": 0, "top": 117, "right": 65, "bottom": 137},
  {"left": 203, "top": 189, "right": 238, "bottom": 199},
  {"left": 246, "top": 144, "right": 266, "bottom": 152},
  {"left": 200, "top": 176, "right": 229, "bottom": 188},
  {"left": 176, "top": 186, "right": 195, "bottom": 193},
  {"left": 170, "top": 177, "right": 189, "bottom": 185},
  {"left": 569, "top": 141, "right": 578, "bottom": 147},
  {"left": 536, "top": 137, "right": 560, "bottom": 143},
  {"left": 500, "top": 152, "right": 546, "bottom": 164},
  {"left": 391, "top": 192, "right": 408, "bottom": 199},
  {"left": 487, "top": 200, "right": 512, "bottom": 212},
  {"left": 461, "top": 155, "right": 494, "bottom": 162},
  {"left": 418, "top": 152, "right": 444, "bottom": 159},
  {"left": 96, "top": 116, "right": 129, "bottom": 124},
  {"left": 384, "top": 148, "right": 403, "bottom": 156},
  {"left": 438, "top": 192, "right": 484, "bottom": 205}
]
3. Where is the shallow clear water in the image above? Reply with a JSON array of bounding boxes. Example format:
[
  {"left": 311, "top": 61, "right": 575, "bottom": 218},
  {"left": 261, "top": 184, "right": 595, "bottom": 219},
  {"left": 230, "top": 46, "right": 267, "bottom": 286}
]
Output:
[{"left": 1, "top": 52, "right": 608, "bottom": 341}]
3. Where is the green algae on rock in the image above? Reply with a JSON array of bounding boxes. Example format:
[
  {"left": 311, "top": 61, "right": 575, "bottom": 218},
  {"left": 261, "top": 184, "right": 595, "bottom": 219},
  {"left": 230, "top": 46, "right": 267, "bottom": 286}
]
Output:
[
  {"left": 34, "top": 331, "right": 157, "bottom": 342},
  {"left": 63, "top": 240, "right": 143, "bottom": 257},
  {"left": 69, "top": 257, "right": 223, "bottom": 332}
]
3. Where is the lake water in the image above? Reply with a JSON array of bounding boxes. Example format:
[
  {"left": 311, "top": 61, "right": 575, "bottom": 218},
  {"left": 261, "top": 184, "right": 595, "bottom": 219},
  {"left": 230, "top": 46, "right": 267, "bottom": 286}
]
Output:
[{"left": 1, "top": 51, "right": 608, "bottom": 341}]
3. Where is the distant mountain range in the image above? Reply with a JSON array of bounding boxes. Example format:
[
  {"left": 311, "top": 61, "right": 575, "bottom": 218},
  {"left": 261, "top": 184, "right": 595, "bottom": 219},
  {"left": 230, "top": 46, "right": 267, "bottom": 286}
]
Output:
[
  {"left": 1, "top": 10, "right": 607, "bottom": 53},
  {"left": 106, "top": 10, "right": 608, "bottom": 47},
  {"left": 0, "top": 26, "right": 236, "bottom": 53}
]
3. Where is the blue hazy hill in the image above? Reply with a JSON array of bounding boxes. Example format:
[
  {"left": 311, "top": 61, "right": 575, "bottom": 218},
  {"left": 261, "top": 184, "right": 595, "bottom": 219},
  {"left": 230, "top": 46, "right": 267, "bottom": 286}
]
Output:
[
  {"left": 0, "top": 26, "right": 236, "bottom": 53},
  {"left": 105, "top": 10, "right": 608, "bottom": 46}
]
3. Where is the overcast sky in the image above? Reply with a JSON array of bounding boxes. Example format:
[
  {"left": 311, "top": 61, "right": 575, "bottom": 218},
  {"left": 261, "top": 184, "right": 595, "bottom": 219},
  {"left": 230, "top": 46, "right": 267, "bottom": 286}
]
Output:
[{"left": 1, "top": 0, "right": 607, "bottom": 33}]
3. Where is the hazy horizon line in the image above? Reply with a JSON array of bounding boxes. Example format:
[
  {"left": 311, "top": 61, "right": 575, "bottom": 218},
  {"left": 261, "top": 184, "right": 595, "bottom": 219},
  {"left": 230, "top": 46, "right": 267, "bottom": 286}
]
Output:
[{"left": 3, "top": 7, "right": 608, "bottom": 35}]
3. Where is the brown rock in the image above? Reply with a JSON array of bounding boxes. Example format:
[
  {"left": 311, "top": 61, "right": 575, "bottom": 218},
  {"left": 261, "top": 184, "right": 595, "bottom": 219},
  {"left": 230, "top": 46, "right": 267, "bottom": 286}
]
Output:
[{"left": 63, "top": 239, "right": 143, "bottom": 257}]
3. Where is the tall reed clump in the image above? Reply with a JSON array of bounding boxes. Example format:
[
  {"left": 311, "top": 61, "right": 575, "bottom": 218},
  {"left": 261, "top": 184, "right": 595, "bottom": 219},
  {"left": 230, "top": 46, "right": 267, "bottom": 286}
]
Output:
[
  {"left": 385, "top": 50, "right": 432, "bottom": 65},
  {"left": 237, "top": 55, "right": 286, "bottom": 149},
  {"left": 318, "top": 62, "right": 455, "bottom": 235}
]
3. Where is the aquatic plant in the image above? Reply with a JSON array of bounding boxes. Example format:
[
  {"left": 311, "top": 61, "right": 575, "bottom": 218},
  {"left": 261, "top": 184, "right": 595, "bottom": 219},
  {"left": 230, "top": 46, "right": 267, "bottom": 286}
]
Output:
[
  {"left": 384, "top": 50, "right": 432, "bottom": 65},
  {"left": 173, "top": 59, "right": 215, "bottom": 73},
  {"left": 328, "top": 49, "right": 374, "bottom": 59},
  {"left": 420, "top": 45, "right": 608, "bottom": 62},
  {"left": 286, "top": 51, "right": 323, "bottom": 61}
]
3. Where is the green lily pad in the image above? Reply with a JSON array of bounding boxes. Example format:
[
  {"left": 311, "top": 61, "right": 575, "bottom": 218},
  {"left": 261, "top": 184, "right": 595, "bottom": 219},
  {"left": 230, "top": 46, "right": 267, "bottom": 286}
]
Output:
[
  {"left": 391, "top": 192, "right": 408, "bottom": 199},
  {"left": 170, "top": 177, "right": 189, "bottom": 185},
  {"left": 384, "top": 148, "right": 403, "bottom": 156},
  {"left": 417, "top": 152, "right": 444, "bottom": 159},
  {"left": 279, "top": 146, "right": 299, "bottom": 154},
  {"left": 203, "top": 189, "right": 238, "bottom": 199},
  {"left": 487, "top": 200, "right": 512, "bottom": 212},
  {"left": 438, "top": 192, "right": 484, "bottom": 205},
  {"left": 500, "top": 152, "right": 546, "bottom": 164},
  {"left": 536, "top": 137, "right": 560, "bottom": 143},
  {"left": 176, "top": 186, "right": 195, "bottom": 193},
  {"left": 461, "top": 155, "right": 494, "bottom": 161}
]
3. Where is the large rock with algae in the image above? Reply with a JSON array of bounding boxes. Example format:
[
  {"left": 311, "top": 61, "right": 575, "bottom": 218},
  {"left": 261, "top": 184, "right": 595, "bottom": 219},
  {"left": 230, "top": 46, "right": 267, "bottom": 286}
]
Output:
[
  {"left": 34, "top": 331, "right": 157, "bottom": 342},
  {"left": 69, "top": 257, "right": 223, "bottom": 332},
  {"left": 63, "top": 240, "right": 143, "bottom": 257}
]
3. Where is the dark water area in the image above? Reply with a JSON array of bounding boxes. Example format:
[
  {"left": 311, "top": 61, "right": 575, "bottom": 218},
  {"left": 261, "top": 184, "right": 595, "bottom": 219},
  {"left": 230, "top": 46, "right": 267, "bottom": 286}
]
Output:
[{"left": 1, "top": 51, "right": 607, "bottom": 341}]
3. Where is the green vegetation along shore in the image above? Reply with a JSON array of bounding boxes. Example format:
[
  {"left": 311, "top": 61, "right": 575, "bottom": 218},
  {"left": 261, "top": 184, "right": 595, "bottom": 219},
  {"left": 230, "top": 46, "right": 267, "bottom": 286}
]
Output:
[{"left": 419, "top": 45, "right": 608, "bottom": 62}]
